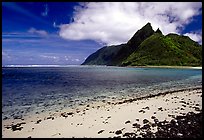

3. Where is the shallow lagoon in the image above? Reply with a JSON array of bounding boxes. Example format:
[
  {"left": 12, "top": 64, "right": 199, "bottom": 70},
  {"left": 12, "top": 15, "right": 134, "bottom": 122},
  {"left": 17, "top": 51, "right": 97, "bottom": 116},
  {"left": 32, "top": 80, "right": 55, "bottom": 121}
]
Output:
[{"left": 2, "top": 66, "right": 202, "bottom": 120}]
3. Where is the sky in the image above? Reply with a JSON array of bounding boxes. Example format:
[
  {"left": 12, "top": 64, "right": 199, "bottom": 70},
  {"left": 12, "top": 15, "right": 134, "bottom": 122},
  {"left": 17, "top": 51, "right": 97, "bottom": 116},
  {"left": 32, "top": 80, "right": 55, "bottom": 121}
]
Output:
[{"left": 2, "top": 2, "right": 202, "bottom": 65}]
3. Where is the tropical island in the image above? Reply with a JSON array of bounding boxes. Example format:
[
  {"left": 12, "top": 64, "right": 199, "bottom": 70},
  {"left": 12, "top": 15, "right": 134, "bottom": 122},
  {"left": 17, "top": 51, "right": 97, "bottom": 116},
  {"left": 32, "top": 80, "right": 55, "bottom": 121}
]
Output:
[
  {"left": 82, "top": 23, "right": 202, "bottom": 67},
  {"left": 2, "top": 2, "right": 202, "bottom": 138}
]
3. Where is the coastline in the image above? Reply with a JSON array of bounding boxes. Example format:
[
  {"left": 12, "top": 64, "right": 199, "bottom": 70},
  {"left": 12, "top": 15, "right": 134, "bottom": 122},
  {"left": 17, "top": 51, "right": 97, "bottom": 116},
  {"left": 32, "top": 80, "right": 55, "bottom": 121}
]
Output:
[
  {"left": 2, "top": 86, "right": 202, "bottom": 138},
  {"left": 2, "top": 64, "right": 202, "bottom": 70},
  {"left": 125, "top": 65, "right": 202, "bottom": 69}
]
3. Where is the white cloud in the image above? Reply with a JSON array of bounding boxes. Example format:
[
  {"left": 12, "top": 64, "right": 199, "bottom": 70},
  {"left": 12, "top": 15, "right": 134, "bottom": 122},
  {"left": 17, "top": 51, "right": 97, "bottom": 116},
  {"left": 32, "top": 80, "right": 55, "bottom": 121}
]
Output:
[
  {"left": 53, "top": 21, "right": 60, "bottom": 28},
  {"left": 40, "top": 54, "right": 81, "bottom": 63},
  {"left": 53, "top": 22, "right": 57, "bottom": 27},
  {"left": 28, "top": 28, "right": 48, "bottom": 36},
  {"left": 64, "top": 56, "right": 69, "bottom": 61},
  {"left": 59, "top": 2, "right": 202, "bottom": 45},
  {"left": 40, "top": 55, "right": 60, "bottom": 62},
  {"left": 40, "top": 55, "right": 58, "bottom": 59},
  {"left": 184, "top": 31, "right": 202, "bottom": 45},
  {"left": 2, "top": 51, "right": 11, "bottom": 59},
  {"left": 74, "top": 58, "right": 80, "bottom": 62}
]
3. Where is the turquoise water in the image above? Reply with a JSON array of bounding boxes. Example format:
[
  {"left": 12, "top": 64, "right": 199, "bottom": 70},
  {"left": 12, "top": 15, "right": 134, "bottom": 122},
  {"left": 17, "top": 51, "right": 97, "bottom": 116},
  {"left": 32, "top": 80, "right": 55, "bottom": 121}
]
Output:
[{"left": 2, "top": 66, "right": 202, "bottom": 120}]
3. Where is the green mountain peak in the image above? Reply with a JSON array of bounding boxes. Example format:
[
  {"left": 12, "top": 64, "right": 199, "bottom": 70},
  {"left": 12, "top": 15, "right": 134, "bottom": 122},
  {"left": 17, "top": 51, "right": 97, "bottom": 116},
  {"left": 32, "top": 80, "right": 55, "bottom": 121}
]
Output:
[
  {"left": 127, "top": 22, "right": 154, "bottom": 48},
  {"left": 155, "top": 28, "right": 162, "bottom": 34},
  {"left": 82, "top": 23, "right": 202, "bottom": 67}
]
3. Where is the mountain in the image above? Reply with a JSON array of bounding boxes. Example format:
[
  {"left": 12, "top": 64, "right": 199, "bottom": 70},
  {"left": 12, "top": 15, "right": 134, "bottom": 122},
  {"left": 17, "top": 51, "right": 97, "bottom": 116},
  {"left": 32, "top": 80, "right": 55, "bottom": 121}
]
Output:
[{"left": 82, "top": 23, "right": 202, "bottom": 66}]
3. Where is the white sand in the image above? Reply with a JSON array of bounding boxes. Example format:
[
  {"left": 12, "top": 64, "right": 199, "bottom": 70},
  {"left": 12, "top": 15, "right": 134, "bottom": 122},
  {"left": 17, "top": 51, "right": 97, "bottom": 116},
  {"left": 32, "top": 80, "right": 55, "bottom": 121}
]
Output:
[{"left": 2, "top": 87, "right": 202, "bottom": 138}]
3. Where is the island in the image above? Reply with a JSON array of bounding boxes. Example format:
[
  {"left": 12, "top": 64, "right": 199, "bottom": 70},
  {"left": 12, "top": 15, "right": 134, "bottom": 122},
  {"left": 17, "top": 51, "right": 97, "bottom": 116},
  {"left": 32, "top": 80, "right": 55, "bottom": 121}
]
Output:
[{"left": 82, "top": 23, "right": 202, "bottom": 67}]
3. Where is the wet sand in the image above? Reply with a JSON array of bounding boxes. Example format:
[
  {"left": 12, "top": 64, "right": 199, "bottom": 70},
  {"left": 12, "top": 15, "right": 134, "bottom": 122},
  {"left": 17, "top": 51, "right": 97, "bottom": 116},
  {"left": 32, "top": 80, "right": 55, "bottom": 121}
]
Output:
[{"left": 2, "top": 87, "right": 202, "bottom": 138}]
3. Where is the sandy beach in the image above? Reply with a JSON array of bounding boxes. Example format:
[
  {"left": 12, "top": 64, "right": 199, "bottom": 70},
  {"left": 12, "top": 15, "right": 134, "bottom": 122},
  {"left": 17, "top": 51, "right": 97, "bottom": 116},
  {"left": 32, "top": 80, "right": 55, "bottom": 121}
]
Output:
[{"left": 2, "top": 86, "right": 202, "bottom": 138}]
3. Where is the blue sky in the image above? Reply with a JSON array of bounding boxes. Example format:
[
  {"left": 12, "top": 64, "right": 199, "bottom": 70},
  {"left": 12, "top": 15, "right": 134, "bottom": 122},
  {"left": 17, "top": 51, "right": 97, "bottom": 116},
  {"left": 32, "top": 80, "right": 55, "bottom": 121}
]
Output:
[{"left": 2, "top": 2, "right": 202, "bottom": 65}]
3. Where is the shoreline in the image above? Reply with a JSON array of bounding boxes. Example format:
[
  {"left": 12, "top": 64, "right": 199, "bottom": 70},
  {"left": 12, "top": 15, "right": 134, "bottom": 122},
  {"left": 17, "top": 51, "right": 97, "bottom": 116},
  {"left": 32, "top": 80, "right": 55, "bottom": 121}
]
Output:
[
  {"left": 2, "top": 87, "right": 202, "bottom": 138},
  {"left": 2, "top": 65, "right": 202, "bottom": 70},
  {"left": 125, "top": 65, "right": 202, "bottom": 69}
]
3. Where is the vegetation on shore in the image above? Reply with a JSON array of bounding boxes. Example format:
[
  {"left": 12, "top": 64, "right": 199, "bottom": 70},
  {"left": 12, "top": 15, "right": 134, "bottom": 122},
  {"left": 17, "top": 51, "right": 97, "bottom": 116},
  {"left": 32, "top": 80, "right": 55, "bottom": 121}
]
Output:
[{"left": 82, "top": 23, "right": 202, "bottom": 67}]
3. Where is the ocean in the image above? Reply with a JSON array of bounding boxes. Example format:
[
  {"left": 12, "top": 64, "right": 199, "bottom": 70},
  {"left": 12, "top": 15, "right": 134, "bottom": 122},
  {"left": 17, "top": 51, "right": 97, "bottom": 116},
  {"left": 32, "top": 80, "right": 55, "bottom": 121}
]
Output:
[{"left": 2, "top": 65, "right": 202, "bottom": 120}]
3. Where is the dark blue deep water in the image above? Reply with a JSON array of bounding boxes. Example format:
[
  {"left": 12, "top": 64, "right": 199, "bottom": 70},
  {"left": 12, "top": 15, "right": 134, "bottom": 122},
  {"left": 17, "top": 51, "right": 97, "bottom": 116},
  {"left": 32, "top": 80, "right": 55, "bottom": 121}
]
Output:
[{"left": 2, "top": 66, "right": 202, "bottom": 120}]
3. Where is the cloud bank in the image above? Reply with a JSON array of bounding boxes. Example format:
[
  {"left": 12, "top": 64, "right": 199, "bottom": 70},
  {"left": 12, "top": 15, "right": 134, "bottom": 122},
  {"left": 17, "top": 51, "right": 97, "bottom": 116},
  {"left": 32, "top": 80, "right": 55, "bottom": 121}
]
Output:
[
  {"left": 59, "top": 2, "right": 202, "bottom": 45},
  {"left": 2, "top": 31, "right": 101, "bottom": 65},
  {"left": 28, "top": 28, "right": 48, "bottom": 36},
  {"left": 184, "top": 31, "right": 202, "bottom": 45}
]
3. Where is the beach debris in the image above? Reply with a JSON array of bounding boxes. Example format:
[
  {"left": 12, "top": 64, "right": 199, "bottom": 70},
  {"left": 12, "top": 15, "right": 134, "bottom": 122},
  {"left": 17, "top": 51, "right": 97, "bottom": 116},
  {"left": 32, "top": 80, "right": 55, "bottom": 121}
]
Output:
[
  {"left": 125, "top": 120, "right": 131, "bottom": 124},
  {"left": 98, "top": 130, "right": 105, "bottom": 134},
  {"left": 151, "top": 116, "right": 156, "bottom": 119},
  {"left": 13, "top": 115, "right": 22, "bottom": 119},
  {"left": 77, "top": 123, "right": 83, "bottom": 126},
  {"left": 154, "top": 118, "right": 159, "bottom": 123},
  {"left": 132, "top": 123, "right": 140, "bottom": 128},
  {"left": 158, "top": 107, "right": 163, "bottom": 111},
  {"left": 165, "top": 99, "right": 169, "bottom": 102},
  {"left": 179, "top": 101, "right": 186, "bottom": 104},
  {"left": 3, "top": 116, "right": 8, "bottom": 120},
  {"left": 46, "top": 116, "right": 54, "bottom": 120},
  {"left": 195, "top": 104, "right": 199, "bottom": 106},
  {"left": 67, "top": 112, "right": 74, "bottom": 115},
  {"left": 4, "top": 125, "right": 12, "bottom": 129},
  {"left": 115, "top": 130, "right": 122, "bottom": 135},
  {"left": 143, "top": 119, "right": 149, "bottom": 124},
  {"left": 141, "top": 124, "right": 151, "bottom": 130},
  {"left": 102, "top": 121, "right": 108, "bottom": 124},
  {"left": 139, "top": 109, "right": 145, "bottom": 113},
  {"left": 136, "top": 118, "right": 139, "bottom": 121},
  {"left": 193, "top": 107, "right": 201, "bottom": 111},
  {"left": 151, "top": 123, "right": 157, "bottom": 127},
  {"left": 52, "top": 132, "right": 61, "bottom": 136},
  {"left": 36, "top": 119, "right": 42, "bottom": 124},
  {"left": 141, "top": 111, "right": 202, "bottom": 138},
  {"left": 61, "top": 112, "right": 68, "bottom": 118},
  {"left": 123, "top": 132, "right": 137, "bottom": 138},
  {"left": 130, "top": 113, "right": 196, "bottom": 138},
  {"left": 142, "top": 106, "right": 150, "bottom": 110},
  {"left": 10, "top": 122, "right": 26, "bottom": 131},
  {"left": 107, "top": 101, "right": 111, "bottom": 105},
  {"left": 104, "top": 116, "right": 111, "bottom": 121},
  {"left": 109, "top": 131, "right": 114, "bottom": 133}
]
